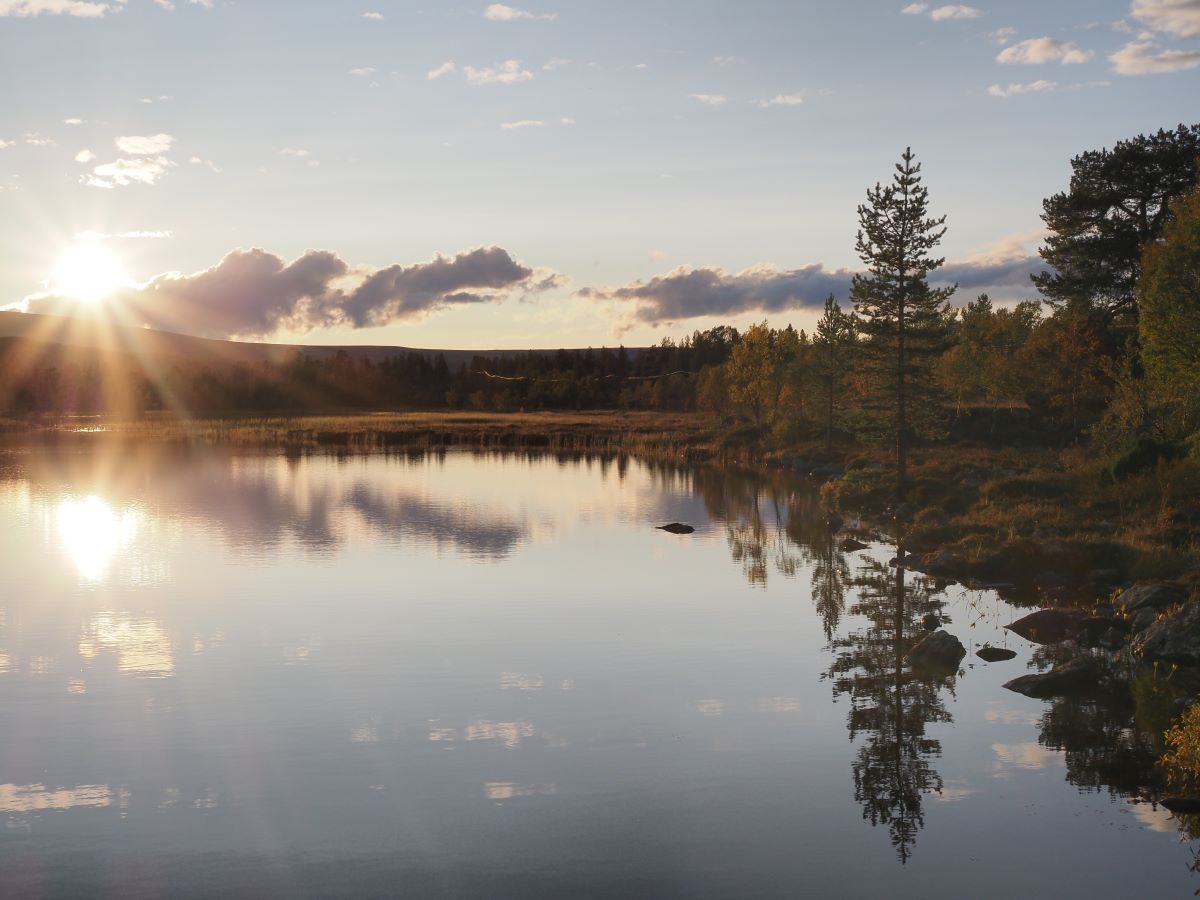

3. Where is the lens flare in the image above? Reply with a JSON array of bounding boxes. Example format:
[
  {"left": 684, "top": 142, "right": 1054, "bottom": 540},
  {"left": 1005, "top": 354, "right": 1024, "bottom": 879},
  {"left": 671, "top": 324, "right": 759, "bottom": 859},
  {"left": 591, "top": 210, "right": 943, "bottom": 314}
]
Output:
[{"left": 53, "top": 243, "right": 128, "bottom": 303}]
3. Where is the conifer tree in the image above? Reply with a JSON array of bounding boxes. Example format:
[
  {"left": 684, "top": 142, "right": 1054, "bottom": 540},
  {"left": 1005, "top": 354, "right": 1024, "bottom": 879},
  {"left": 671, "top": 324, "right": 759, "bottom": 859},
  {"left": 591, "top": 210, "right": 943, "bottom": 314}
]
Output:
[
  {"left": 812, "top": 295, "right": 857, "bottom": 451},
  {"left": 850, "top": 148, "right": 954, "bottom": 494}
]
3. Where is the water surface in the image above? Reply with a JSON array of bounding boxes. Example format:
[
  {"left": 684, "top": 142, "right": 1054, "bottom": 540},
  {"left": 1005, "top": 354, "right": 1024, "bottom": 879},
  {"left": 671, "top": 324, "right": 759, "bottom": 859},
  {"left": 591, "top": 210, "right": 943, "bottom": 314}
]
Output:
[{"left": 0, "top": 446, "right": 1194, "bottom": 898}]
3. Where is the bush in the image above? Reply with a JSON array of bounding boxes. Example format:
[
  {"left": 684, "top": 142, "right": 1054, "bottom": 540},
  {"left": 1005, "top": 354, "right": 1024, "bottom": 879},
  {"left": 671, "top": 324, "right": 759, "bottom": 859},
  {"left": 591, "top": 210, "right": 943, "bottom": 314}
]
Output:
[{"left": 1108, "top": 436, "right": 1185, "bottom": 481}]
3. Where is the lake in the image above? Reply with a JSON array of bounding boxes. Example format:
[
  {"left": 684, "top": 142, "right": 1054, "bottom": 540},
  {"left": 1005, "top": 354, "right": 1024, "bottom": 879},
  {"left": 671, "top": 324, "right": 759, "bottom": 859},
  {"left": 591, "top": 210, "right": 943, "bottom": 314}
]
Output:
[{"left": 0, "top": 446, "right": 1194, "bottom": 898}]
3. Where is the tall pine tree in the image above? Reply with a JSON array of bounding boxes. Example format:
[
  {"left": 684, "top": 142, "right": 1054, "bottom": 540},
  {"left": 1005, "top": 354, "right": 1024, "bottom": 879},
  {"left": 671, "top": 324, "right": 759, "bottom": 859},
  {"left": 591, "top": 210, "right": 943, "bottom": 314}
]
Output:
[{"left": 850, "top": 148, "right": 954, "bottom": 494}]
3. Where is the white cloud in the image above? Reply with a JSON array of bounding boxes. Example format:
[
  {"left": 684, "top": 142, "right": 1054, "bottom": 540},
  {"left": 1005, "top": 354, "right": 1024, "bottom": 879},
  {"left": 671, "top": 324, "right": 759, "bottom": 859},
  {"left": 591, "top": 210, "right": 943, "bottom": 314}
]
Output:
[
  {"left": 1110, "top": 38, "right": 1200, "bottom": 73},
  {"left": 464, "top": 60, "right": 534, "bottom": 85},
  {"left": 499, "top": 119, "right": 544, "bottom": 129},
  {"left": 988, "top": 79, "right": 1057, "bottom": 97},
  {"left": 542, "top": 57, "right": 570, "bottom": 71},
  {"left": 713, "top": 54, "right": 743, "bottom": 66},
  {"left": 559, "top": 116, "right": 575, "bottom": 125},
  {"left": 115, "top": 133, "right": 174, "bottom": 155},
  {"left": 348, "top": 67, "right": 376, "bottom": 76},
  {"left": 63, "top": 117, "right": 82, "bottom": 125},
  {"left": 752, "top": 93, "right": 804, "bottom": 107},
  {"left": 930, "top": 4, "right": 983, "bottom": 20},
  {"left": 280, "top": 147, "right": 311, "bottom": 157},
  {"left": 84, "top": 155, "right": 174, "bottom": 189},
  {"left": 997, "top": 36, "right": 1095, "bottom": 64},
  {"left": 991, "top": 26, "right": 1017, "bottom": 44},
  {"left": 189, "top": 156, "right": 222, "bottom": 173},
  {"left": 138, "top": 95, "right": 172, "bottom": 104},
  {"left": 74, "top": 149, "right": 95, "bottom": 162},
  {"left": 688, "top": 93, "right": 728, "bottom": 106},
  {"left": 0, "top": 0, "right": 122, "bottom": 17},
  {"left": 23, "top": 133, "right": 55, "bottom": 147},
  {"left": 427, "top": 60, "right": 456, "bottom": 80},
  {"left": 483, "top": 3, "right": 555, "bottom": 21},
  {"left": 1132, "top": 0, "right": 1200, "bottom": 38},
  {"left": 901, "top": 3, "right": 928, "bottom": 13},
  {"left": 0, "top": 139, "right": 14, "bottom": 149},
  {"left": 362, "top": 10, "right": 383, "bottom": 20}
]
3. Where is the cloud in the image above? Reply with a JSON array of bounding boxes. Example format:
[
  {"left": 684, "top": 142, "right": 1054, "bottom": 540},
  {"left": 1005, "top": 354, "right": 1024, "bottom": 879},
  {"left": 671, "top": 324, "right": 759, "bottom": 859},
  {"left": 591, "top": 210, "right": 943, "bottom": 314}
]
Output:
[
  {"left": 362, "top": 10, "right": 383, "bottom": 20},
  {"left": 427, "top": 60, "right": 456, "bottom": 80},
  {"left": 988, "top": 79, "right": 1057, "bottom": 96},
  {"left": 483, "top": 3, "right": 555, "bottom": 21},
  {"left": 279, "top": 147, "right": 311, "bottom": 157},
  {"left": 464, "top": 60, "right": 534, "bottom": 85},
  {"left": 752, "top": 93, "right": 804, "bottom": 107},
  {"left": 138, "top": 95, "right": 171, "bottom": 104},
  {"left": 63, "top": 117, "right": 83, "bottom": 125},
  {"left": 580, "top": 254, "right": 1047, "bottom": 323},
  {"left": 0, "top": 139, "right": 14, "bottom": 149},
  {"left": 348, "top": 67, "right": 376, "bottom": 77},
  {"left": 500, "top": 119, "right": 544, "bottom": 129},
  {"left": 0, "top": 0, "right": 122, "bottom": 17},
  {"left": 83, "top": 155, "right": 174, "bottom": 189},
  {"left": 559, "top": 116, "right": 575, "bottom": 125},
  {"left": 116, "top": 133, "right": 174, "bottom": 155},
  {"left": 74, "top": 149, "right": 96, "bottom": 162},
  {"left": 1110, "top": 38, "right": 1200, "bottom": 72},
  {"left": 542, "top": 57, "right": 570, "bottom": 70},
  {"left": 930, "top": 4, "right": 983, "bottom": 20},
  {"left": 997, "top": 36, "right": 1094, "bottom": 64},
  {"left": 713, "top": 54, "right": 743, "bottom": 66},
  {"left": 189, "top": 156, "right": 222, "bottom": 173},
  {"left": 991, "top": 26, "right": 1017, "bottom": 44},
  {"left": 1132, "top": 0, "right": 1200, "bottom": 37},
  {"left": 23, "top": 133, "right": 56, "bottom": 147},
  {"left": 23, "top": 246, "right": 559, "bottom": 338},
  {"left": 901, "top": 3, "right": 928, "bottom": 13},
  {"left": 688, "top": 93, "right": 728, "bottom": 106}
]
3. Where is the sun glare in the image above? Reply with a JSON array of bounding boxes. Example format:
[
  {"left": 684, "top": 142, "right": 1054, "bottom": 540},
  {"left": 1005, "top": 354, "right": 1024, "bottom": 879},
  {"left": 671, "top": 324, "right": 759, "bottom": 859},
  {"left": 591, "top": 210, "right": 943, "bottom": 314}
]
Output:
[{"left": 53, "top": 243, "right": 128, "bottom": 303}]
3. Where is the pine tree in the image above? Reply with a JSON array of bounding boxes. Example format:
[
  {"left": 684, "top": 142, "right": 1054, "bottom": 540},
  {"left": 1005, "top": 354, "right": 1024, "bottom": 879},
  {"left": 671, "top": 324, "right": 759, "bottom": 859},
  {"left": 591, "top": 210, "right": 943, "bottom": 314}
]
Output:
[
  {"left": 811, "top": 295, "right": 857, "bottom": 452},
  {"left": 850, "top": 148, "right": 954, "bottom": 494}
]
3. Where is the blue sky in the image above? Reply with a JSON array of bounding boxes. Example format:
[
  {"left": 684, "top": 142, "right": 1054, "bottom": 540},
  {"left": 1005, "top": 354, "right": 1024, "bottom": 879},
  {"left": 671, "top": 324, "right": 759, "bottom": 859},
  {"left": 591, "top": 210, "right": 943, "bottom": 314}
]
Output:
[{"left": 1, "top": 0, "right": 1198, "bottom": 348}]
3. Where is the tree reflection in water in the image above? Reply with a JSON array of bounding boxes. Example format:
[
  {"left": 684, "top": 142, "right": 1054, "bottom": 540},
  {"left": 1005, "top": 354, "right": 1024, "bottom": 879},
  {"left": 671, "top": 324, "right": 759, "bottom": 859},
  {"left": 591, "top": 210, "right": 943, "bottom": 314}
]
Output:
[{"left": 828, "top": 557, "right": 956, "bottom": 864}]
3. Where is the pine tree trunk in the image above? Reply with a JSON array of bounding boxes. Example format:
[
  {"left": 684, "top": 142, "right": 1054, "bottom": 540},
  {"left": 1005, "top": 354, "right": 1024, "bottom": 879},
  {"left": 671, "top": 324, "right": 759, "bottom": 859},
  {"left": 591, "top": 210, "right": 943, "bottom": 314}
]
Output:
[
  {"left": 826, "top": 377, "right": 834, "bottom": 452},
  {"left": 897, "top": 297, "right": 908, "bottom": 497}
]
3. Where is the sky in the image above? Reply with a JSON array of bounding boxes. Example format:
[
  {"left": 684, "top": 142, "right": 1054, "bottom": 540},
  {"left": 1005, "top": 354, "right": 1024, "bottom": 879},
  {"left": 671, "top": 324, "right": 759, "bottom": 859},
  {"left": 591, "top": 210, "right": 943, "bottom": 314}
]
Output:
[{"left": 1, "top": 0, "right": 1198, "bottom": 349}]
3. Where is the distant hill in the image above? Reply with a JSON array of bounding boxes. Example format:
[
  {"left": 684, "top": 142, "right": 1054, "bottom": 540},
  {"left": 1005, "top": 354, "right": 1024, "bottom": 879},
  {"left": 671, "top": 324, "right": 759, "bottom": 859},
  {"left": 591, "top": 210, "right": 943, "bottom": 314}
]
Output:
[{"left": 0, "top": 311, "right": 643, "bottom": 370}]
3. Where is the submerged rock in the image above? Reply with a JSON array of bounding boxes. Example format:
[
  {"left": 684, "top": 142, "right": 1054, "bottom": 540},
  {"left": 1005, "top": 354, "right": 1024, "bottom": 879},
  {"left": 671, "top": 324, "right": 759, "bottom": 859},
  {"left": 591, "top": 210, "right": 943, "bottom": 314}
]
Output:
[
  {"left": 906, "top": 630, "right": 966, "bottom": 670},
  {"left": 921, "top": 613, "right": 941, "bottom": 631},
  {"left": 656, "top": 522, "right": 695, "bottom": 535},
  {"left": 840, "top": 537, "right": 869, "bottom": 553},
  {"left": 1131, "top": 603, "right": 1200, "bottom": 667},
  {"left": 976, "top": 646, "right": 1018, "bottom": 662},
  {"left": 1005, "top": 608, "right": 1087, "bottom": 645},
  {"left": 922, "top": 548, "right": 966, "bottom": 577},
  {"left": 1003, "top": 656, "right": 1105, "bottom": 698},
  {"left": 1129, "top": 606, "right": 1161, "bottom": 633}
]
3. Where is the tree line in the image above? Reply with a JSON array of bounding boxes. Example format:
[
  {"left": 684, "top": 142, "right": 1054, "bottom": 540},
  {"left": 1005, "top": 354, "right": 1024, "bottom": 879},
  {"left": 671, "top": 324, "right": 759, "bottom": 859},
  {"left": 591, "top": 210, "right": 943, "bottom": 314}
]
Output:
[{"left": 3, "top": 122, "right": 1199, "bottom": 492}]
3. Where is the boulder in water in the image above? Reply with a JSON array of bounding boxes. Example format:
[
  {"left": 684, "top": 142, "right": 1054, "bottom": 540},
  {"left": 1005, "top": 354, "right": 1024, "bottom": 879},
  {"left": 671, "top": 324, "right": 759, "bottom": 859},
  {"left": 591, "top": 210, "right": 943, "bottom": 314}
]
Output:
[
  {"left": 905, "top": 630, "right": 966, "bottom": 670},
  {"left": 1003, "top": 656, "right": 1104, "bottom": 698},
  {"left": 657, "top": 523, "right": 695, "bottom": 535},
  {"left": 976, "top": 646, "right": 1018, "bottom": 662},
  {"left": 1005, "top": 608, "right": 1087, "bottom": 645}
]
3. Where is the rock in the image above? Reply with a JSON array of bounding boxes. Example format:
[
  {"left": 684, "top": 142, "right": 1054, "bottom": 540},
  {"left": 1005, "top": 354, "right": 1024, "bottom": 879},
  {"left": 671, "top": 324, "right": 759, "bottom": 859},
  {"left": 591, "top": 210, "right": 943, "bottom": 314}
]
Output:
[
  {"left": 840, "top": 537, "right": 869, "bottom": 553},
  {"left": 976, "top": 646, "right": 1018, "bottom": 662},
  {"left": 1129, "top": 606, "right": 1161, "bottom": 633},
  {"left": 1077, "top": 617, "right": 1120, "bottom": 646},
  {"left": 1131, "top": 603, "right": 1200, "bottom": 667},
  {"left": 923, "top": 548, "right": 965, "bottom": 577},
  {"left": 657, "top": 522, "right": 695, "bottom": 535},
  {"left": 1098, "top": 627, "right": 1126, "bottom": 651},
  {"left": 905, "top": 629, "right": 966, "bottom": 670},
  {"left": 921, "top": 613, "right": 941, "bottom": 631},
  {"left": 826, "top": 511, "right": 844, "bottom": 532},
  {"left": 1005, "top": 609, "right": 1087, "bottom": 645},
  {"left": 1161, "top": 797, "right": 1200, "bottom": 815},
  {"left": 1003, "top": 656, "right": 1105, "bottom": 698},
  {"left": 1117, "top": 583, "right": 1188, "bottom": 615}
]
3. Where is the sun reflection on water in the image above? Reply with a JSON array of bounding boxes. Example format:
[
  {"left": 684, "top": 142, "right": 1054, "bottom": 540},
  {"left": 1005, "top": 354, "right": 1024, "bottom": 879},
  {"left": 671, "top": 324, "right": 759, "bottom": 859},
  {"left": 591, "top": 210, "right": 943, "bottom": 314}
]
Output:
[{"left": 56, "top": 495, "right": 140, "bottom": 581}]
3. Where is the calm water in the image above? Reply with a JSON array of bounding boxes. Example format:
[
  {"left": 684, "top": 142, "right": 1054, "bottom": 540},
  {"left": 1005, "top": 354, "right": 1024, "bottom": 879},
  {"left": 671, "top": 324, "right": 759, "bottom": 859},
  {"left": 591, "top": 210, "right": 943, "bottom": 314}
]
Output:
[{"left": 0, "top": 446, "right": 1194, "bottom": 898}]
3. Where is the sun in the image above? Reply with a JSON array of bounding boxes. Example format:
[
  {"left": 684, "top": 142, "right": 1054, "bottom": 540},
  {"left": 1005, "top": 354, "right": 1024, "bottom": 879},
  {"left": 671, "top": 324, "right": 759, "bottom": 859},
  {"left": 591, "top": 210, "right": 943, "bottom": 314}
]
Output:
[{"left": 53, "top": 242, "right": 129, "bottom": 303}]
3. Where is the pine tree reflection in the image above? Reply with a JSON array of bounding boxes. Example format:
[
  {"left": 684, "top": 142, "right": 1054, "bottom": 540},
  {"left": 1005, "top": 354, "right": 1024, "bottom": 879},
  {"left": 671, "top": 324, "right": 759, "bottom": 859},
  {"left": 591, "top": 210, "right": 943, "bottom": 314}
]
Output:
[{"left": 828, "top": 556, "right": 955, "bottom": 864}]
